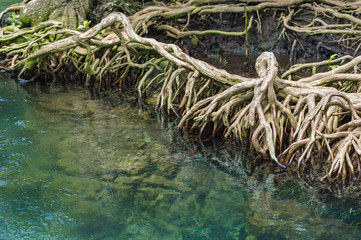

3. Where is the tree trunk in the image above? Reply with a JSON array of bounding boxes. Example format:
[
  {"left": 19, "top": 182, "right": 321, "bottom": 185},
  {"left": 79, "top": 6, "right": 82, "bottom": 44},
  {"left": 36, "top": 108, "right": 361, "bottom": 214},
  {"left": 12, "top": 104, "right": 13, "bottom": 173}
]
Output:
[
  {"left": 18, "top": 0, "right": 143, "bottom": 29},
  {"left": 19, "top": 0, "right": 93, "bottom": 28}
]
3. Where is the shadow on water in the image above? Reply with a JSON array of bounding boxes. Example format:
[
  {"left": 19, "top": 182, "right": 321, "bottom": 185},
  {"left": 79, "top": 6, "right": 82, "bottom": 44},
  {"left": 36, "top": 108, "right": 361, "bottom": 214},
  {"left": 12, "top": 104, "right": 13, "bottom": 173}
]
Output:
[{"left": 1, "top": 71, "right": 361, "bottom": 240}]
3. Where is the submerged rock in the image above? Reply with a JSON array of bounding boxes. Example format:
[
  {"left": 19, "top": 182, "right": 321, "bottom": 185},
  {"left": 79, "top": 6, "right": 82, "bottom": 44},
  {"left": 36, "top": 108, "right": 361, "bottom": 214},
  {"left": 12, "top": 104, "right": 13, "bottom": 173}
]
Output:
[
  {"left": 143, "top": 175, "right": 191, "bottom": 193},
  {"left": 114, "top": 174, "right": 145, "bottom": 186},
  {"left": 245, "top": 182, "right": 361, "bottom": 239},
  {"left": 245, "top": 235, "right": 257, "bottom": 240}
]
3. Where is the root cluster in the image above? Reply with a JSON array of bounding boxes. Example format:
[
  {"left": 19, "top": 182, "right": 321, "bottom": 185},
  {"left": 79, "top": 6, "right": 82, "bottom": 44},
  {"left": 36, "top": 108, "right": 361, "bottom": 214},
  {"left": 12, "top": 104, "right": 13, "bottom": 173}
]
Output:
[{"left": 1, "top": 0, "right": 361, "bottom": 185}]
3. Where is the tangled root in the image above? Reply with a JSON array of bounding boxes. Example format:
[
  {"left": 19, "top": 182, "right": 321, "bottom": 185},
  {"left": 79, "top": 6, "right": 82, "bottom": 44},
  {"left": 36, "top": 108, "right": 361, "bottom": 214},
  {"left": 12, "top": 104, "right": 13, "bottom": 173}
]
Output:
[{"left": 1, "top": 1, "right": 361, "bottom": 185}]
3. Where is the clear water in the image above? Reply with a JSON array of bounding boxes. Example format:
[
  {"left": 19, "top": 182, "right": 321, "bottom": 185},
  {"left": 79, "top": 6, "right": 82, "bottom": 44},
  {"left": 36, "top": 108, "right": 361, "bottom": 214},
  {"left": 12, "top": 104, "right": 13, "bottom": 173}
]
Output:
[
  {"left": 1, "top": 2, "right": 361, "bottom": 240},
  {"left": 1, "top": 74, "right": 361, "bottom": 240},
  {"left": 0, "top": 0, "right": 22, "bottom": 12}
]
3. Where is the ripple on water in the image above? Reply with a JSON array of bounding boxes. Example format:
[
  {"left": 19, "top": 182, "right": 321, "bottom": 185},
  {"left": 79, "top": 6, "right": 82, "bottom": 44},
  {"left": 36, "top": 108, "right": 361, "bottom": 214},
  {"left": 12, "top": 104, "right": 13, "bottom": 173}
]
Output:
[{"left": 14, "top": 120, "right": 28, "bottom": 128}]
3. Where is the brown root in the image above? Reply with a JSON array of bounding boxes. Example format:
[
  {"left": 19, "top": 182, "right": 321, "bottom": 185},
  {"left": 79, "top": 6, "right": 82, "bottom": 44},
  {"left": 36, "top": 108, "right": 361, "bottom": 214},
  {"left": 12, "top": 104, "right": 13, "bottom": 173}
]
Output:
[{"left": 2, "top": 0, "right": 361, "bottom": 186}]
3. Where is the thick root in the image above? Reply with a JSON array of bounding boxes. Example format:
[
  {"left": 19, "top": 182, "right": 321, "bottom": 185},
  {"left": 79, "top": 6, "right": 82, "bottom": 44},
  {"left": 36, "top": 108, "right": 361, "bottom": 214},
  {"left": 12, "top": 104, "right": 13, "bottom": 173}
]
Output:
[{"left": 2, "top": 1, "right": 361, "bottom": 185}]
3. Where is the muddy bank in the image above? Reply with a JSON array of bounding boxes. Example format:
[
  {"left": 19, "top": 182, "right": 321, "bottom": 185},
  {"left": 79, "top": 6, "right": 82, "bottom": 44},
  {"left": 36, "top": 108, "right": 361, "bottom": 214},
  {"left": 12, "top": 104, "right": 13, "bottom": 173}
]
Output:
[{"left": 162, "top": 10, "right": 359, "bottom": 63}]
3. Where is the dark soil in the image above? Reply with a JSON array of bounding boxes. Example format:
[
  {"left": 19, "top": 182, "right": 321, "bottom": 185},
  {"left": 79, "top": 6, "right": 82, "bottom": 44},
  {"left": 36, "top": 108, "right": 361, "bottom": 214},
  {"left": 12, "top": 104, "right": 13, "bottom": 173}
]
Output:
[{"left": 149, "top": 10, "right": 357, "bottom": 75}]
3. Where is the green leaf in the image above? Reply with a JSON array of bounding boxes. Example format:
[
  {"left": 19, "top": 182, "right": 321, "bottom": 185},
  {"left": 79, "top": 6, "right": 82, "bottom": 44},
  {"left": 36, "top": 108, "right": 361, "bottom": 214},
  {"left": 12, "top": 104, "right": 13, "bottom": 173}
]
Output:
[
  {"left": 49, "top": 34, "right": 55, "bottom": 42},
  {"left": 328, "top": 53, "right": 340, "bottom": 70},
  {"left": 77, "top": 20, "right": 91, "bottom": 31},
  {"left": 328, "top": 53, "right": 339, "bottom": 64},
  {"left": 84, "top": 20, "right": 91, "bottom": 28},
  {"left": 3, "top": 26, "right": 13, "bottom": 31}
]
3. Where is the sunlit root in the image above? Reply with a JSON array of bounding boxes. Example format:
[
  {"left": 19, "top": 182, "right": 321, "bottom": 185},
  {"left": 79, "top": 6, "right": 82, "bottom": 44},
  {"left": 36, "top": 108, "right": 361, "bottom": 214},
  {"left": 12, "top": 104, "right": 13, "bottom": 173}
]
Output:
[
  {"left": 179, "top": 53, "right": 361, "bottom": 183},
  {"left": 2, "top": 2, "right": 361, "bottom": 185}
]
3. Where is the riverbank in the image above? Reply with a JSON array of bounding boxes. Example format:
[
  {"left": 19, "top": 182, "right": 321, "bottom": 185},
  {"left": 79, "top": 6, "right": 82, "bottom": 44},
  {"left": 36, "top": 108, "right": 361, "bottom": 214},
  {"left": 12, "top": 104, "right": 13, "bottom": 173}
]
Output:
[{"left": 2, "top": 0, "right": 361, "bottom": 187}]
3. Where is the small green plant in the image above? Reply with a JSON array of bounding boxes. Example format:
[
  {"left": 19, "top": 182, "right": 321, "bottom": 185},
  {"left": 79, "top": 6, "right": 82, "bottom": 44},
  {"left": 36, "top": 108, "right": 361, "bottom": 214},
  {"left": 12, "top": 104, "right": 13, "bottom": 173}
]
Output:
[
  {"left": 190, "top": 35, "right": 199, "bottom": 47},
  {"left": 328, "top": 53, "right": 339, "bottom": 70},
  {"left": 95, "top": 29, "right": 106, "bottom": 38},
  {"left": 11, "top": 22, "right": 21, "bottom": 28},
  {"left": 77, "top": 20, "right": 91, "bottom": 31},
  {"left": 48, "top": 34, "right": 55, "bottom": 42},
  {"left": 10, "top": 12, "right": 21, "bottom": 28},
  {"left": 171, "top": 0, "right": 182, "bottom": 5}
]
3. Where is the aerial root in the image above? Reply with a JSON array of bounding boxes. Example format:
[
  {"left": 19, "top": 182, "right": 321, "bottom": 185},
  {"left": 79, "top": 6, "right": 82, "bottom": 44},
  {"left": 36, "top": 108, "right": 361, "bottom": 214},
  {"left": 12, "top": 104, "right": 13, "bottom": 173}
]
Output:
[{"left": 2, "top": 3, "right": 361, "bottom": 184}]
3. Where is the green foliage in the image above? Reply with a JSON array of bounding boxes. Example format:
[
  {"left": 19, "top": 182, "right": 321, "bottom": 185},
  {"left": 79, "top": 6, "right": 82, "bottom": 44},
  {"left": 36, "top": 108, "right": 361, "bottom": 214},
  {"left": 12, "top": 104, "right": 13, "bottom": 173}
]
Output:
[
  {"left": 11, "top": 12, "right": 16, "bottom": 20},
  {"left": 9, "top": 12, "right": 21, "bottom": 28},
  {"left": 190, "top": 35, "right": 199, "bottom": 47},
  {"left": 49, "top": 34, "right": 55, "bottom": 42},
  {"left": 77, "top": 20, "right": 91, "bottom": 31},
  {"left": 95, "top": 29, "right": 106, "bottom": 38},
  {"left": 3, "top": 26, "right": 15, "bottom": 32},
  {"left": 11, "top": 22, "right": 21, "bottom": 28},
  {"left": 171, "top": 0, "right": 182, "bottom": 4},
  {"left": 328, "top": 53, "right": 339, "bottom": 70}
]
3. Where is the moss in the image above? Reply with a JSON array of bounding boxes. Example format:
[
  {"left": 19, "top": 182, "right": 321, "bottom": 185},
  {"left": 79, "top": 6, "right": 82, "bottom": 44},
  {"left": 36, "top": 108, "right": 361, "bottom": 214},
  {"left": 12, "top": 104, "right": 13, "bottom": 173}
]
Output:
[
  {"left": 143, "top": 175, "right": 191, "bottom": 192},
  {"left": 19, "top": 0, "right": 92, "bottom": 29},
  {"left": 114, "top": 174, "right": 145, "bottom": 185},
  {"left": 19, "top": 0, "right": 62, "bottom": 26}
]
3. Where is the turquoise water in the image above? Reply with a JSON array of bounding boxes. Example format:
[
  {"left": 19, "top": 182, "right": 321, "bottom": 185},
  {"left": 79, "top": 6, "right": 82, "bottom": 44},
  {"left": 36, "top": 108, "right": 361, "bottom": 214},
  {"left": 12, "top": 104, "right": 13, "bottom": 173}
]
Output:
[
  {"left": 1, "top": 2, "right": 361, "bottom": 239},
  {"left": 1, "top": 74, "right": 361, "bottom": 240},
  {"left": 0, "top": 0, "right": 22, "bottom": 12}
]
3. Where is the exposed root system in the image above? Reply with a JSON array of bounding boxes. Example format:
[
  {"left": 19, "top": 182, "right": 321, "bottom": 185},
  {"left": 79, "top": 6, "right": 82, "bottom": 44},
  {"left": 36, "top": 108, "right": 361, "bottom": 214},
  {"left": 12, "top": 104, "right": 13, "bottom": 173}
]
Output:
[{"left": 1, "top": 0, "right": 361, "bottom": 186}]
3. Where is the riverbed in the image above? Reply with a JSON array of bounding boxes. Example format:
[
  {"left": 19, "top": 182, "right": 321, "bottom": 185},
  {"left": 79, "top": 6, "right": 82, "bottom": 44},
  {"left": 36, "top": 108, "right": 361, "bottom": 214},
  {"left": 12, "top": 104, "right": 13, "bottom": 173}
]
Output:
[
  {"left": 1, "top": 0, "right": 361, "bottom": 239},
  {"left": 1, "top": 73, "right": 361, "bottom": 239}
]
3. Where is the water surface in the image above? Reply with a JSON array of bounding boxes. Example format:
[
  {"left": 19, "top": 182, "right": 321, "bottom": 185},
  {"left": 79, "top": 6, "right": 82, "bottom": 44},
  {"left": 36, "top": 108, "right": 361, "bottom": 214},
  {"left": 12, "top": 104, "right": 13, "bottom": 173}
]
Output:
[
  {"left": 1, "top": 73, "right": 361, "bottom": 240},
  {"left": 0, "top": 0, "right": 22, "bottom": 12},
  {"left": 2, "top": 1, "right": 361, "bottom": 239}
]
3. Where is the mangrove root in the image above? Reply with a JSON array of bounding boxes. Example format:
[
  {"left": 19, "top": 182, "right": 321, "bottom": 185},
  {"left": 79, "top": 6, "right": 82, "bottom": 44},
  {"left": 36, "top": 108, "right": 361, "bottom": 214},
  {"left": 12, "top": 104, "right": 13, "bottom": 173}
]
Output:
[{"left": 1, "top": 0, "right": 361, "bottom": 185}]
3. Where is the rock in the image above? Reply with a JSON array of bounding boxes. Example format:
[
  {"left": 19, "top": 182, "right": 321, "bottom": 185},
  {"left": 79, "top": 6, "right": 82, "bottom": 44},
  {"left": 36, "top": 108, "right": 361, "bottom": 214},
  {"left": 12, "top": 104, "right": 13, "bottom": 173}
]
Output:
[
  {"left": 246, "top": 235, "right": 257, "bottom": 240},
  {"left": 134, "top": 186, "right": 181, "bottom": 208},
  {"left": 114, "top": 174, "right": 145, "bottom": 185},
  {"left": 114, "top": 154, "right": 153, "bottom": 175},
  {"left": 175, "top": 165, "right": 213, "bottom": 194},
  {"left": 154, "top": 157, "right": 178, "bottom": 178},
  {"left": 143, "top": 175, "right": 191, "bottom": 192},
  {"left": 99, "top": 173, "right": 116, "bottom": 182}
]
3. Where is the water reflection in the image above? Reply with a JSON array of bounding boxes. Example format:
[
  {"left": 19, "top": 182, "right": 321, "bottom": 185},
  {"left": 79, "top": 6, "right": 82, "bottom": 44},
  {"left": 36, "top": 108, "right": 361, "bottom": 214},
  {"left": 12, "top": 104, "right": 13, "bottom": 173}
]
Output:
[{"left": 0, "top": 75, "right": 361, "bottom": 239}]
